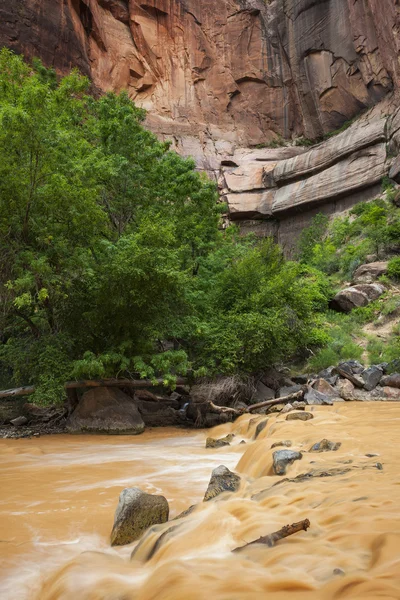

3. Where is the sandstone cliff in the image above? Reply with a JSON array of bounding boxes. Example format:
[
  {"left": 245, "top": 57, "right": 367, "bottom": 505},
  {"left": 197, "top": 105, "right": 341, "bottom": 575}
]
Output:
[{"left": 1, "top": 0, "right": 400, "bottom": 242}]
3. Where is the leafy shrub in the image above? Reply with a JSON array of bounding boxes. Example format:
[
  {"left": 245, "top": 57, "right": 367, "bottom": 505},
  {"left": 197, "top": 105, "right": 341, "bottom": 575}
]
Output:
[{"left": 387, "top": 257, "right": 400, "bottom": 281}]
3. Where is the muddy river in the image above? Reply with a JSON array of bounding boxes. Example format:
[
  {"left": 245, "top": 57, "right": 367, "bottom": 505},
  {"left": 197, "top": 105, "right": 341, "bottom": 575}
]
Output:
[{"left": 1, "top": 403, "right": 399, "bottom": 599}]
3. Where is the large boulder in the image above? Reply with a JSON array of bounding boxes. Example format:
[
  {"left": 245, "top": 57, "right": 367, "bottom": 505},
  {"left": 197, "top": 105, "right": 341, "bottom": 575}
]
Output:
[
  {"left": 381, "top": 374, "right": 400, "bottom": 389},
  {"left": 304, "top": 387, "right": 333, "bottom": 405},
  {"left": 203, "top": 465, "right": 241, "bottom": 501},
  {"left": 67, "top": 387, "right": 145, "bottom": 434},
  {"left": 330, "top": 283, "right": 385, "bottom": 312},
  {"left": 353, "top": 261, "right": 388, "bottom": 284},
  {"left": 361, "top": 366, "right": 383, "bottom": 391},
  {"left": 110, "top": 488, "right": 169, "bottom": 546}
]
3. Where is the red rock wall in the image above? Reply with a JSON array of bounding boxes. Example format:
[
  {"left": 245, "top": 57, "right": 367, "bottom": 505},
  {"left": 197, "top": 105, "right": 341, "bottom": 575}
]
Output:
[{"left": 1, "top": 0, "right": 399, "bottom": 152}]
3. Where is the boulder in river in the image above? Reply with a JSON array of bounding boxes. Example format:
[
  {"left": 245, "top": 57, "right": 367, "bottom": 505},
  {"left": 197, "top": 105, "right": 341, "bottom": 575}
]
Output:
[
  {"left": 309, "top": 439, "right": 341, "bottom": 452},
  {"left": 254, "top": 419, "right": 268, "bottom": 439},
  {"left": 205, "top": 433, "right": 234, "bottom": 448},
  {"left": 203, "top": 465, "right": 241, "bottom": 501},
  {"left": 271, "top": 440, "right": 292, "bottom": 449},
  {"left": 67, "top": 387, "right": 145, "bottom": 435},
  {"left": 110, "top": 487, "right": 169, "bottom": 546},
  {"left": 286, "top": 412, "right": 314, "bottom": 421},
  {"left": 273, "top": 449, "right": 302, "bottom": 475},
  {"left": 312, "top": 378, "right": 338, "bottom": 398}
]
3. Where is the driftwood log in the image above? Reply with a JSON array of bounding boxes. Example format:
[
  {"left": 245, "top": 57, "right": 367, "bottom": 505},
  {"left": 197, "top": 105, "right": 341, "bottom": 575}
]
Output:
[
  {"left": 247, "top": 390, "right": 304, "bottom": 413},
  {"left": 233, "top": 519, "right": 310, "bottom": 552}
]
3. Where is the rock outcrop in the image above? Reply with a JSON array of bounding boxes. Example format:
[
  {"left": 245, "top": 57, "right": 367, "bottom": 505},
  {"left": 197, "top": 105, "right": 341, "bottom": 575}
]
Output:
[
  {"left": 67, "top": 386, "right": 145, "bottom": 434},
  {"left": 1, "top": 1, "right": 400, "bottom": 243}
]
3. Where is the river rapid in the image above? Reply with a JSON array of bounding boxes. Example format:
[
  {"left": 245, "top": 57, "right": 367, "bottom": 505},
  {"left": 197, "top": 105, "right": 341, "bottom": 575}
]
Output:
[{"left": 1, "top": 403, "right": 400, "bottom": 600}]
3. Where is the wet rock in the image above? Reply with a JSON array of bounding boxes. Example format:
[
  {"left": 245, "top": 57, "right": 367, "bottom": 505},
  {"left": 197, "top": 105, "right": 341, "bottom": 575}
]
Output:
[
  {"left": 280, "top": 403, "right": 293, "bottom": 414},
  {"left": 254, "top": 419, "right": 268, "bottom": 439},
  {"left": 271, "top": 440, "right": 292, "bottom": 449},
  {"left": 381, "top": 374, "right": 400, "bottom": 389},
  {"left": 292, "top": 401, "right": 306, "bottom": 410},
  {"left": 352, "top": 261, "right": 388, "bottom": 284},
  {"left": 375, "top": 462, "right": 383, "bottom": 470},
  {"left": 286, "top": 412, "right": 314, "bottom": 421},
  {"left": 205, "top": 433, "right": 234, "bottom": 448},
  {"left": 312, "top": 378, "right": 338, "bottom": 398},
  {"left": 309, "top": 439, "right": 341, "bottom": 452},
  {"left": 268, "top": 403, "right": 285, "bottom": 413},
  {"left": 67, "top": 387, "right": 145, "bottom": 435},
  {"left": 10, "top": 416, "right": 28, "bottom": 426},
  {"left": 333, "top": 568, "right": 345, "bottom": 576},
  {"left": 203, "top": 465, "right": 241, "bottom": 501},
  {"left": 110, "top": 488, "right": 169, "bottom": 546},
  {"left": 240, "top": 440, "right": 246, "bottom": 445},
  {"left": 365, "top": 453, "right": 379, "bottom": 457},
  {"left": 273, "top": 449, "right": 302, "bottom": 475},
  {"left": 361, "top": 366, "right": 383, "bottom": 391},
  {"left": 304, "top": 387, "right": 333, "bottom": 405}
]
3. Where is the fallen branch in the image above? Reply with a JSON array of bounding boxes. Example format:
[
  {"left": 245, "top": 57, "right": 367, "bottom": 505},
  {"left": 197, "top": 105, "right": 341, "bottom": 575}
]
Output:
[
  {"left": 0, "top": 386, "right": 35, "bottom": 399},
  {"left": 233, "top": 518, "right": 310, "bottom": 552},
  {"left": 207, "top": 401, "right": 241, "bottom": 416},
  {"left": 247, "top": 391, "right": 304, "bottom": 413}
]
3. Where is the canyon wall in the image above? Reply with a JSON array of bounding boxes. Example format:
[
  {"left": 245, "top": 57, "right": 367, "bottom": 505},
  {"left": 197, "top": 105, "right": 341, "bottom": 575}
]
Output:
[{"left": 1, "top": 0, "right": 400, "bottom": 244}]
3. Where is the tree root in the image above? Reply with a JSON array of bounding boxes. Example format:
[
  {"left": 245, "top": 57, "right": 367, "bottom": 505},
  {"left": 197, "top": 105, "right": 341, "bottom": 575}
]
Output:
[{"left": 233, "top": 518, "right": 311, "bottom": 552}]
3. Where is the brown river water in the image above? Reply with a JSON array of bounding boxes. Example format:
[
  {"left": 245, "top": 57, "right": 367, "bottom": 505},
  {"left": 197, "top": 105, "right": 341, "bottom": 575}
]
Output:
[{"left": 1, "top": 403, "right": 400, "bottom": 600}]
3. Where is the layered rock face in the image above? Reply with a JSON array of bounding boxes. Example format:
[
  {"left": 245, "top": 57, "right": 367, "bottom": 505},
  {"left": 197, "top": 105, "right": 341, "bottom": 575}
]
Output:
[{"left": 1, "top": 0, "right": 400, "bottom": 241}]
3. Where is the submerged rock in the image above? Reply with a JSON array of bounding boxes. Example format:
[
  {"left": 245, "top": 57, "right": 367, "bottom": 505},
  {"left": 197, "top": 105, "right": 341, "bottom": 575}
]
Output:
[
  {"left": 203, "top": 465, "right": 241, "bottom": 501},
  {"left": 286, "top": 412, "right": 314, "bottom": 421},
  {"left": 271, "top": 440, "right": 292, "bottom": 449},
  {"left": 309, "top": 439, "right": 341, "bottom": 452},
  {"left": 205, "top": 433, "right": 234, "bottom": 448},
  {"left": 253, "top": 419, "right": 268, "bottom": 439},
  {"left": 67, "top": 387, "right": 145, "bottom": 435},
  {"left": 110, "top": 488, "right": 169, "bottom": 546},
  {"left": 273, "top": 449, "right": 302, "bottom": 475}
]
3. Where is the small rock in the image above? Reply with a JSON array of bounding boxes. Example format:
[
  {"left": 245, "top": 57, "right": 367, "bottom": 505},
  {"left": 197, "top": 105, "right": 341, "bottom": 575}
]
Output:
[
  {"left": 292, "top": 401, "right": 306, "bottom": 410},
  {"left": 361, "top": 366, "right": 383, "bottom": 391},
  {"left": 204, "top": 465, "right": 241, "bottom": 501},
  {"left": 333, "top": 568, "right": 345, "bottom": 576},
  {"left": 254, "top": 419, "right": 268, "bottom": 439},
  {"left": 205, "top": 434, "right": 234, "bottom": 448},
  {"left": 280, "top": 403, "right": 293, "bottom": 414},
  {"left": 365, "top": 453, "right": 379, "bottom": 458},
  {"left": 273, "top": 449, "right": 303, "bottom": 475},
  {"left": 10, "top": 416, "right": 28, "bottom": 427},
  {"left": 375, "top": 463, "right": 383, "bottom": 470},
  {"left": 110, "top": 488, "right": 169, "bottom": 546},
  {"left": 239, "top": 440, "right": 246, "bottom": 445},
  {"left": 286, "top": 412, "right": 314, "bottom": 421},
  {"left": 304, "top": 387, "right": 333, "bottom": 405},
  {"left": 271, "top": 440, "right": 292, "bottom": 449},
  {"left": 309, "top": 439, "right": 341, "bottom": 452},
  {"left": 268, "top": 403, "right": 285, "bottom": 413}
]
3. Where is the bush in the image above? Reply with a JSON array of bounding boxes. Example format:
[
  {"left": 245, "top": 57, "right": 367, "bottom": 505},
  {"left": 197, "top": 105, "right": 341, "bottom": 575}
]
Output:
[{"left": 387, "top": 257, "right": 400, "bottom": 281}]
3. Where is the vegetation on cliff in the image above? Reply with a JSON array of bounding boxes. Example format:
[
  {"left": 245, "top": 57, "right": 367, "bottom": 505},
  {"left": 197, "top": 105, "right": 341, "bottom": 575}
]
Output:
[{"left": 0, "top": 50, "right": 331, "bottom": 403}]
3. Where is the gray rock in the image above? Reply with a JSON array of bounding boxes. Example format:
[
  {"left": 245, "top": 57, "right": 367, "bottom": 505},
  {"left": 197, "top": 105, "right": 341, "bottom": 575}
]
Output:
[
  {"left": 280, "top": 403, "right": 293, "bottom": 414},
  {"left": 10, "top": 416, "right": 28, "bottom": 426},
  {"left": 336, "top": 364, "right": 365, "bottom": 388},
  {"left": 286, "top": 412, "right": 314, "bottom": 421},
  {"left": 338, "top": 360, "right": 364, "bottom": 375},
  {"left": 330, "top": 284, "right": 385, "bottom": 313},
  {"left": 291, "top": 375, "right": 309, "bottom": 384},
  {"left": 273, "top": 449, "right": 303, "bottom": 475},
  {"left": 67, "top": 387, "right": 145, "bottom": 435},
  {"left": 110, "top": 488, "right": 169, "bottom": 546},
  {"left": 309, "top": 439, "right": 341, "bottom": 452},
  {"left": 254, "top": 419, "right": 268, "bottom": 439},
  {"left": 375, "top": 463, "right": 383, "bottom": 470},
  {"left": 205, "top": 433, "right": 234, "bottom": 448},
  {"left": 361, "top": 366, "right": 383, "bottom": 391},
  {"left": 278, "top": 384, "right": 303, "bottom": 397},
  {"left": 352, "top": 261, "right": 388, "bottom": 284},
  {"left": 304, "top": 387, "right": 333, "bottom": 405},
  {"left": 271, "top": 440, "right": 292, "bottom": 449},
  {"left": 292, "top": 401, "right": 306, "bottom": 409},
  {"left": 203, "top": 465, "right": 241, "bottom": 501},
  {"left": 318, "top": 366, "right": 336, "bottom": 379},
  {"left": 253, "top": 380, "right": 275, "bottom": 403},
  {"left": 312, "top": 378, "right": 338, "bottom": 397}
]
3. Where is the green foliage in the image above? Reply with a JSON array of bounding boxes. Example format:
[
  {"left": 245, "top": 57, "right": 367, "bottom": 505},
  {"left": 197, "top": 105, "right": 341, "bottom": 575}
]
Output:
[
  {"left": 308, "top": 326, "right": 364, "bottom": 371},
  {"left": 0, "top": 50, "right": 332, "bottom": 403},
  {"left": 388, "top": 257, "right": 400, "bottom": 281}
]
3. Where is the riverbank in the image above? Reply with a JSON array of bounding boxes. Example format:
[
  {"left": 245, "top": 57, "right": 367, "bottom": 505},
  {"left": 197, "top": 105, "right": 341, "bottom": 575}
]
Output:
[{"left": 1, "top": 403, "right": 399, "bottom": 599}]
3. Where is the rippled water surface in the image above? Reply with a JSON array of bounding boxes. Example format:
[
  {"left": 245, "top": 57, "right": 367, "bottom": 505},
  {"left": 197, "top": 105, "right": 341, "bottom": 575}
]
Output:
[{"left": 1, "top": 403, "right": 400, "bottom": 599}]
